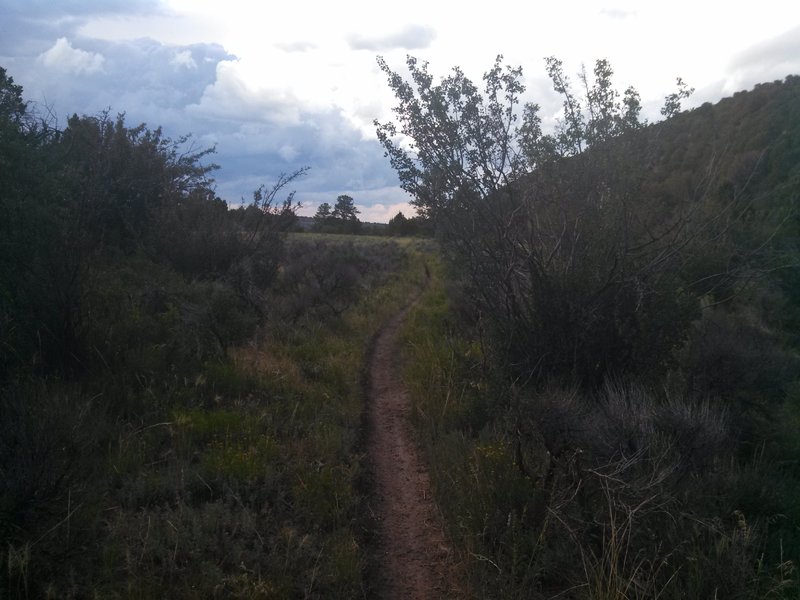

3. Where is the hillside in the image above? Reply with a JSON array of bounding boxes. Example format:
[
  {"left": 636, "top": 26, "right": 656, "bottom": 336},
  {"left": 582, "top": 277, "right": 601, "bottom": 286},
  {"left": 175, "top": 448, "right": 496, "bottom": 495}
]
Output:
[{"left": 380, "top": 60, "right": 800, "bottom": 598}]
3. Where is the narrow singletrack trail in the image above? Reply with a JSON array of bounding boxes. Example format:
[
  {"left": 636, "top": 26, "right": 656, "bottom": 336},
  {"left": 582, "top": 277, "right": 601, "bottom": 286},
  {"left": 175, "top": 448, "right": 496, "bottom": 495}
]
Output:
[{"left": 366, "top": 296, "right": 454, "bottom": 599}]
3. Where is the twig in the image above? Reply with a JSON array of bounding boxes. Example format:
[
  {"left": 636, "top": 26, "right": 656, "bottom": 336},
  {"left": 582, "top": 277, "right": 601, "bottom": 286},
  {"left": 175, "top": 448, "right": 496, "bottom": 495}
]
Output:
[
  {"left": 469, "top": 552, "right": 502, "bottom": 573},
  {"left": 32, "top": 501, "right": 85, "bottom": 548}
]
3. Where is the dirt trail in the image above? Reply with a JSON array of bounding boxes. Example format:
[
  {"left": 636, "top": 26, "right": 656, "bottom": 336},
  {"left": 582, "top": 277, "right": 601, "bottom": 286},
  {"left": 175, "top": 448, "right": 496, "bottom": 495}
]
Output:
[{"left": 366, "top": 295, "right": 455, "bottom": 599}]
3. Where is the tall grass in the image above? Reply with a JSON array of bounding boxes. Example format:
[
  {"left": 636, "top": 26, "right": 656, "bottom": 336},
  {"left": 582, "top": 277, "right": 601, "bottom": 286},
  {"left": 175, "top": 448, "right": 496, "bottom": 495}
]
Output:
[
  {"left": 0, "top": 236, "right": 432, "bottom": 598},
  {"left": 399, "top": 258, "right": 800, "bottom": 599}
]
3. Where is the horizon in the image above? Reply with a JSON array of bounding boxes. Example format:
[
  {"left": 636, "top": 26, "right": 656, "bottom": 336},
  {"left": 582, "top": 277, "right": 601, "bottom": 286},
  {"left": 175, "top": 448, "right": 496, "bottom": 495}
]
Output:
[{"left": 2, "top": 1, "right": 799, "bottom": 222}]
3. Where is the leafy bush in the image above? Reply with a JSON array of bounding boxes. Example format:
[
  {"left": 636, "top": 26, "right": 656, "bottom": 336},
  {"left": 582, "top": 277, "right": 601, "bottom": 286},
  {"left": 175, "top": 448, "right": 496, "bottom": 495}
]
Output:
[
  {"left": 401, "top": 268, "right": 799, "bottom": 598},
  {"left": 272, "top": 238, "right": 408, "bottom": 325}
]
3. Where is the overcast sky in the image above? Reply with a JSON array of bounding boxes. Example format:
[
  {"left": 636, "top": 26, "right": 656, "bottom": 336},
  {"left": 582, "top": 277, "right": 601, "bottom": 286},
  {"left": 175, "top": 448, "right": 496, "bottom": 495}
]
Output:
[{"left": 2, "top": 1, "right": 799, "bottom": 221}]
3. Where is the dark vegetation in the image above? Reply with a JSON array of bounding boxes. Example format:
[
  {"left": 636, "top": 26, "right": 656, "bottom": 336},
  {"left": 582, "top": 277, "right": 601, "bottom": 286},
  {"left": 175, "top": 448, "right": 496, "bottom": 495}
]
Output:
[
  {"left": 309, "top": 194, "right": 433, "bottom": 237},
  {"left": 2, "top": 46, "right": 798, "bottom": 597},
  {"left": 385, "top": 210, "right": 434, "bottom": 237},
  {"left": 312, "top": 194, "right": 363, "bottom": 234},
  {"left": 380, "top": 55, "right": 800, "bottom": 597},
  {"left": 0, "top": 65, "right": 431, "bottom": 597}
]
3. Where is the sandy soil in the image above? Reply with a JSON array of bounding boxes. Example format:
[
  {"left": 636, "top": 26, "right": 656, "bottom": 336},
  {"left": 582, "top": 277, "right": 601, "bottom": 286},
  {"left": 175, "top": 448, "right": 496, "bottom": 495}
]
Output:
[{"left": 366, "top": 298, "right": 456, "bottom": 599}]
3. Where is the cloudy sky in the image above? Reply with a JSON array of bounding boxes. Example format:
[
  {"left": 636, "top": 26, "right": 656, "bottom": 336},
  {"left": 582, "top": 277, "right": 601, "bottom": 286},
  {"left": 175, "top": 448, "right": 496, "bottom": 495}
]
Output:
[{"left": 2, "top": 1, "right": 799, "bottom": 221}]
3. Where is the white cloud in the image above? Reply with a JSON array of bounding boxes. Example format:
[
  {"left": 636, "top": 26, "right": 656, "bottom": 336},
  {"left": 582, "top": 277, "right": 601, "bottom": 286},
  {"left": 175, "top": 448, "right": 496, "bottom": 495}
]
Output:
[
  {"left": 723, "top": 25, "right": 800, "bottom": 93},
  {"left": 171, "top": 49, "right": 197, "bottom": 69},
  {"left": 348, "top": 25, "right": 436, "bottom": 51},
  {"left": 278, "top": 143, "right": 299, "bottom": 162},
  {"left": 294, "top": 186, "right": 414, "bottom": 223},
  {"left": 38, "top": 37, "right": 105, "bottom": 74},
  {"left": 295, "top": 199, "right": 415, "bottom": 224},
  {"left": 356, "top": 201, "right": 416, "bottom": 223},
  {"left": 186, "top": 60, "right": 303, "bottom": 124}
]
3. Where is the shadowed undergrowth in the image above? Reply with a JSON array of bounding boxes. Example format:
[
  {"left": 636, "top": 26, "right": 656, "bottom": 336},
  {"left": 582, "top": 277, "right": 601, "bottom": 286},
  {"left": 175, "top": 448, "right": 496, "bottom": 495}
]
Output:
[
  {"left": 1, "top": 236, "right": 433, "bottom": 598},
  {"left": 399, "top": 257, "right": 800, "bottom": 599}
]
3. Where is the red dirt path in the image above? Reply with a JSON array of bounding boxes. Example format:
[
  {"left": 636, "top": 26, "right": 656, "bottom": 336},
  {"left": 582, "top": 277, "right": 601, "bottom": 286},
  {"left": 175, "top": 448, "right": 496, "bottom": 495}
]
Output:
[{"left": 366, "top": 298, "right": 456, "bottom": 599}]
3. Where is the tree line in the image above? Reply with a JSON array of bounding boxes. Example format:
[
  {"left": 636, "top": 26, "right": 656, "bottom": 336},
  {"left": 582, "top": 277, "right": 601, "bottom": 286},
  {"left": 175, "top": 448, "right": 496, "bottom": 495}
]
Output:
[{"left": 309, "top": 194, "right": 432, "bottom": 236}]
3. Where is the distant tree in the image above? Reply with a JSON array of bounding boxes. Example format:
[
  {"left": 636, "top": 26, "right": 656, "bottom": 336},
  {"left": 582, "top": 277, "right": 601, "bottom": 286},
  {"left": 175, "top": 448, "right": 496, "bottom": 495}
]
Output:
[
  {"left": 319, "top": 194, "right": 360, "bottom": 234},
  {"left": 387, "top": 211, "right": 411, "bottom": 236},
  {"left": 314, "top": 202, "right": 333, "bottom": 221},
  {"left": 311, "top": 202, "right": 334, "bottom": 233},
  {"left": 410, "top": 215, "right": 435, "bottom": 236},
  {"left": 332, "top": 194, "right": 359, "bottom": 221},
  {"left": 311, "top": 196, "right": 362, "bottom": 234}
]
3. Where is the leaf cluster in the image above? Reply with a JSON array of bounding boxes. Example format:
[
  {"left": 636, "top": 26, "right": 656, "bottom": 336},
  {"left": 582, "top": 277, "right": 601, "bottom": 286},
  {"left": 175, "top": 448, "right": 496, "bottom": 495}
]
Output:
[{"left": 376, "top": 54, "right": 787, "bottom": 388}]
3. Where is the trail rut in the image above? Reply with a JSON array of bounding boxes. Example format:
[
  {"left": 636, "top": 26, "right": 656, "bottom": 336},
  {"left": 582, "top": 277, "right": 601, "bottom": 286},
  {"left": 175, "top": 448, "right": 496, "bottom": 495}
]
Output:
[{"left": 366, "top": 296, "right": 454, "bottom": 599}]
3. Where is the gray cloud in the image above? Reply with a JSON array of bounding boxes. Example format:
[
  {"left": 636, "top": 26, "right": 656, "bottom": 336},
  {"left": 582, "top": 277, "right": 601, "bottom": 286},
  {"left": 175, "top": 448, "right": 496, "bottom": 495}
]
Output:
[
  {"left": 0, "top": 0, "right": 166, "bottom": 55},
  {"left": 0, "top": 15, "right": 78, "bottom": 56},
  {"left": 208, "top": 107, "right": 400, "bottom": 207},
  {"left": 348, "top": 24, "right": 436, "bottom": 51},
  {"left": 1, "top": 1, "right": 408, "bottom": 216},
  {"left": 10, "top": 36, "right": 400, "bottom": 206},
  {"left": 2, "top": 0, "right": 163, "bottom": 18},
  {"left": 690, "top": 24, "right": 800, "bottom": 107},
  {"left": 185, "top": 62, "right": 303, "bottom": 126},
  {"left": 726, "top": 25, "right": 800, "bottom": 88},
  {"left": 16, "top": 37, "right": 234, "bottom": 122}
]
